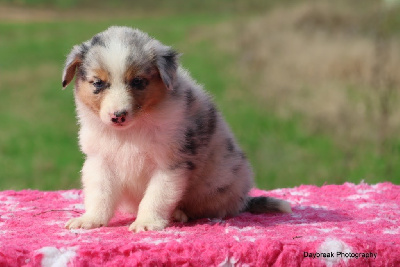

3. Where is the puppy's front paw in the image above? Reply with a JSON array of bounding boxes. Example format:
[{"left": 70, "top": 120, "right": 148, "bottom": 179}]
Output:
[
  {"left": 65, "top": 215, "right": 106, "bottom": 230},
  {"left": 129, "top": 218, "right": 168, "bottom": 233}
]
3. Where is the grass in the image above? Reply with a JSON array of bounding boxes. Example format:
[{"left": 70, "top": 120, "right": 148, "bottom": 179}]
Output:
[
  {"left": 1, "top": 1, "right": 399, "bottom": 191},
  {"left": 0, "top": 12, "right": 238, "bottom": 190},
  {"left": 217, "top": 1, "right": 400, "bottom": 188}
]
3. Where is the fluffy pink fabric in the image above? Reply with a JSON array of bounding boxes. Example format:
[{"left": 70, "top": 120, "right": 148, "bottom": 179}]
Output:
[{"left": 0, "top": 183, "right": 399, "bottom": 266}]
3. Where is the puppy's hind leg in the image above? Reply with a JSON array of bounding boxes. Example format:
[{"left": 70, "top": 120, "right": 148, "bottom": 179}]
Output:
[
  {"left": 172, "top": 209, "right": 188, "bottom": 223},
  {"left": 65, "top": 157, "right": 120, "bottom": 230}
]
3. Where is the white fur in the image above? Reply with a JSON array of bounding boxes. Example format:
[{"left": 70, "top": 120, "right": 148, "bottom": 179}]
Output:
[{"left": 68, "top": 76, "right": 191, "bottom": 231}]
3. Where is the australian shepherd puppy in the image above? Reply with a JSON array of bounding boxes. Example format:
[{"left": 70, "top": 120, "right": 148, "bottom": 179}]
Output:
[{"left": 62, "top": 26, "right": 291, "bottom": 232}]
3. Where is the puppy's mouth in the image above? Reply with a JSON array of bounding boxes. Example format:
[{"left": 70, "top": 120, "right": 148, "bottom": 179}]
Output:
[
  {"left": 113, "top": 122, "right": 126, "bottom": 127},
  {"left": 109, "top": 120, "right": 134, "bottom": 130}
]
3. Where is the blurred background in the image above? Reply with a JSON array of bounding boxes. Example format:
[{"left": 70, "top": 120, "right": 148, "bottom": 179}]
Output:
[{"left": 1, "top": 0, "right": 400, "bottom": 190}]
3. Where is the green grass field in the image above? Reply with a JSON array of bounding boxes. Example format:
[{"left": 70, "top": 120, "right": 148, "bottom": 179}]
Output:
[{"left": 1, "top": 0, "right": 400, "bottom": 191}]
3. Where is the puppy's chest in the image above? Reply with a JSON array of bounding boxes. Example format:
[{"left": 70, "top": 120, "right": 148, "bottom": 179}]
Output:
[{"left": 79, "top": 126, "right": 164, "bottom": 176}]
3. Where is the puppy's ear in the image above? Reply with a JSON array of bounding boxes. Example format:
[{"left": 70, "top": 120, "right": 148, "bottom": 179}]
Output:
[
  {"left": 154, "top": 43, "right": 179, "bottom": 91},
  {"left": 62, "top": 44, "right": 87, "bottom": 89}
]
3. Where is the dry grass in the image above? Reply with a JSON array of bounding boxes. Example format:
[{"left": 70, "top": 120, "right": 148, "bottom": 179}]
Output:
[
  {"left": 215, "top": 1, "right": 400, "bottom": 152},
  {"left": 0, "top": 4, "right": 165, "bottom": 22}
]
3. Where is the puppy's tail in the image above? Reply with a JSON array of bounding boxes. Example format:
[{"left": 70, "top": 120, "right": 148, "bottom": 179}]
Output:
[{"left": 244, "top": 196, "right": 292, "bottom": 214}]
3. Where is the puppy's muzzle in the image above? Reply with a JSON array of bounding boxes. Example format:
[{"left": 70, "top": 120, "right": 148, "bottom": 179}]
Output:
[{"left": 111, "top": 110, "right": 128, "bottom": 124}]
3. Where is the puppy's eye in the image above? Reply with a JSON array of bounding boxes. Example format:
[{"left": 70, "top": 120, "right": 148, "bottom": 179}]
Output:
[
  {"left": 93, "top": 80, "right": 105, "bottom": 89},
  {"left": 130, "top": 77, "right": 148, "bottom": 90},
  {"left": 92, "top": 80, "right": 107, "bottom": 94}
]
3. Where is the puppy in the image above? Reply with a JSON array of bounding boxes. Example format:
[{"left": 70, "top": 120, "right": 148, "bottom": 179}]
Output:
[{"left": 62, "top": 26, "right": 291, "bottom": 232}]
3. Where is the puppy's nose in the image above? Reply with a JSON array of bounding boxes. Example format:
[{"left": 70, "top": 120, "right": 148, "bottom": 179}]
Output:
[{"left": 111, "top": 110, "right": 127, "bottom": 124}]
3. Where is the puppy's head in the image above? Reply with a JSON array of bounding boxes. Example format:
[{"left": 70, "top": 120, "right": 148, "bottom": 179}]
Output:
[{"left": 62, "top": 26, "right": 179, "bottom": 129}]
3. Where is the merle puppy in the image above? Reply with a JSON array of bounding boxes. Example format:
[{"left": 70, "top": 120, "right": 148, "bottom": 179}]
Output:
[{"left": 62, "top": 26, "right": 292, "bottom": 232}]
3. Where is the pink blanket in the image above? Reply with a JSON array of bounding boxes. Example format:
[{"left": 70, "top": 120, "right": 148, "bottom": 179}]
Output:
[{"left": 0, "top": 182, "right": 399, "bottom": 266}]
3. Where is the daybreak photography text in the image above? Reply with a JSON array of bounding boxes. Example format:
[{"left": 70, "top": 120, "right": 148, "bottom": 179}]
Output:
[{"left": 304, "top": 252, "right": 377, "bottom": 259}]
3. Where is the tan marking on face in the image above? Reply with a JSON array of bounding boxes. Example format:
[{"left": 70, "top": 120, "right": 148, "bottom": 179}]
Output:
[
  {"left": 124, "top": 65, "right": 141, "bottom": 83},
  {"left": 93, "top": 68, "right": 109, "bottom": 82},
  {"left": 126, "top": 68, "right": 168, "bottom": 113},
  {"left": 75, "top": 69, "right": 110, "bottom": 115}
]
